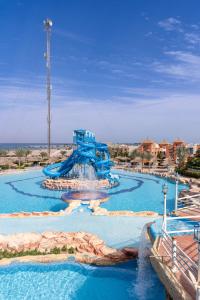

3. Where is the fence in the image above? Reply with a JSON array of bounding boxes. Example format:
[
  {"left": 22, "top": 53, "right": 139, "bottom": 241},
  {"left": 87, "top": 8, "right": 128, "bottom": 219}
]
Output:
[
  {"left": 177, "top": 193, "right": 200, "bottom": 210},
  {"left": 161, "top": 228, "right": 198, "bottom": 289}
]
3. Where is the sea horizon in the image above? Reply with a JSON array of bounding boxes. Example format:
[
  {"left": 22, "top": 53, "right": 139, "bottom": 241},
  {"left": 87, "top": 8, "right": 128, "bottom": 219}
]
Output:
[{"left": 0, "top": 143, "right": 70, "bottom": 150}]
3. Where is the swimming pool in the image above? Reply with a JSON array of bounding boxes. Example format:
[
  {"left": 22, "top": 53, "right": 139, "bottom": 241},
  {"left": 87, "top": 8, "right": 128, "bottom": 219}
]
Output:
[
  {"left": 102, "top": 171, "right": 187, "bottom": 214},
  {"left": 0, "top": 260, "right": 164, "bottom": 300},
  {"left": 0, "top": 171, "right": 67, "bottom": 213},
  {"left": 0, "top": 169, "right": 187, "bottom": 214}
]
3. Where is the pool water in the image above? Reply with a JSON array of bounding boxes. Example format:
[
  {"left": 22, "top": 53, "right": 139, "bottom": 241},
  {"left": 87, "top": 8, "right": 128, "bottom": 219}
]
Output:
[
  {"left": 0, "top": 171, "right": 67, "bottom": 213},
  {"left": 150, "top": 217, "right": 199, "bottom": 239},
  {"left": 102, "top": 171, "right": 187, "bottom": 214},
  {"left": 0, "top": 260, "right": 165, "bottom": 300},
  {"left": 0, "top": 170, "right": 187, "bottom": 214}
]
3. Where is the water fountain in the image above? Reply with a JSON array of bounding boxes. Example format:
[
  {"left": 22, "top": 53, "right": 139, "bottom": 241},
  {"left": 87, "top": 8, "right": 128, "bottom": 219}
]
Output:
[
  {"left": 133, "top": 225, "right": 154, "bottom": 300},
  {"left": 42, "top": 129, "right": 119, "bottom": 205}
]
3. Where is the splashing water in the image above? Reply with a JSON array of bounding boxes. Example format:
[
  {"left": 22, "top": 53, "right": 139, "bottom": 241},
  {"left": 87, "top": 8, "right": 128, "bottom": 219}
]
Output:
[
  {"left": 72, "top": 164, "right": 98, "bottom": 191},
  {"left": 133, "top": 225, "right": 154, "bottom": 300}
]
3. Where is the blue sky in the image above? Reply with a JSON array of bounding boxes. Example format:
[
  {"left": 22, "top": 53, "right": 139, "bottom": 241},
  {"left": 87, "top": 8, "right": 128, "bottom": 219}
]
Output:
[{"left": 0, "top": 0, "right": 200, "bottom": 143}]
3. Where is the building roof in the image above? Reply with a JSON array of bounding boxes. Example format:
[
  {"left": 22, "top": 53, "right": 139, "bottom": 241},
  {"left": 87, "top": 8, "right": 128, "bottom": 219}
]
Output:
[
  {"left": 159, "top": 139, "right": 169, "bottom": 145},
  {"left": 173, "top": 138, "right": 185, "bottom": 144},
  {"left": 141, "top": 138, "right": 155, "bottom": 144}
]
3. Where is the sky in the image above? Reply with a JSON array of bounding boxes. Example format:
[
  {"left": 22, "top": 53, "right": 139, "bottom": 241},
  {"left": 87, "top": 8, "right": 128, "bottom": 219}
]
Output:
[{"left": 0, "top": 0, "right": 200, "bottom": 143}]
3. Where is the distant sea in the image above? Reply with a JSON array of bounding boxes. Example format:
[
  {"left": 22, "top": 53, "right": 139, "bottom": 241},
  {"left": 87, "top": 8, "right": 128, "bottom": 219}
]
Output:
[
  {"left": 0, "top": 143, "right": 72, "bottom": 150},
  {"left": 0, "top": 142, "right": 140, "bottom": 150}
]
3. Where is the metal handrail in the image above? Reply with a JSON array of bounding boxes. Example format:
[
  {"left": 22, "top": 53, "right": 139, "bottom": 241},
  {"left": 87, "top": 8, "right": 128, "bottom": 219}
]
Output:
[
  {"left": 161, "top": 229, "right": 198, "bottom": 287},
  {"left": 178, "top": 194, "right": 200, "bottom": 201},
  {"left": 178, "top": 199, "right": 200, "bottom": 204},
  {"left": 166, "top": 215, "right": 200, "bottom": 220},
  {"left": 165, "top": 215, "right": 200, "bottom": 234},
  {"left": 176, "top": 245, "right": 198, "bottom": 272}
]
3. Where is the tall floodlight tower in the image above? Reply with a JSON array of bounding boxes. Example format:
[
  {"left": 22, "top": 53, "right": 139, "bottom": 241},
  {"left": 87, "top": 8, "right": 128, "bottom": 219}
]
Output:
[{"left": 44, "top": 18, "right": 53, "bottom": 158}]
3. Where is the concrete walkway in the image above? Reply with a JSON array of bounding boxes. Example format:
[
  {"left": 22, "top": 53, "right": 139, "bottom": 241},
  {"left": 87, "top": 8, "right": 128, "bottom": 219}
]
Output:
[{"left": 0, "top": 212, "right": 158, "bottom": 248}]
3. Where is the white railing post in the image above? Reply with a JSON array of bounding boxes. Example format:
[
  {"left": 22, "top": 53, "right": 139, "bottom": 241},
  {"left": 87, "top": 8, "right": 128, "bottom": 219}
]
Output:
[
  {"left": 175, "top": 177, "right": 178, "bottom": 211},
  {"left": 162, "top": 183, "right": 168, "bottom": 231},
  {"left": 163, "top": 192, "right": 167, "bottom": 231},
  {"left": 172, "top": 237, "right": 177, "bottom": 272},
  {"left": 198, "top": 244, "right": 200, "bottom": 285},
  {"left": 196, "top": 286, "right": 200, "bottom": 300}
]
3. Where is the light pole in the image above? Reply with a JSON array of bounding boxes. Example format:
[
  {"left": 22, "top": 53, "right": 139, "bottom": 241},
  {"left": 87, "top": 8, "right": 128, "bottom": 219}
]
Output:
[
  {"left": 162, "top": 183, "right": 168, "bottom": 231},
  {"left": 175, "top": 172, "right": 179, "bottom": 212},
  {"left": 194, "top": 224, "right": 200, "bottom": 299},
  {"left": 44, "top": 18, "right": 53, "bottom": 159}
]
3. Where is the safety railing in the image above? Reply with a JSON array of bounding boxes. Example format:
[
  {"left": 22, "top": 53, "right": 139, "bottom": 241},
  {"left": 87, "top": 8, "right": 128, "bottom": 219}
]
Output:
[
  {"left": 165, "top": 215, "right": 200, "bottom": 235},
  {"left": 177, "top": 193, "right": 200, "bottom": 210},
  {"left": 161, "top": 228, "right": 198, "bottom": 288}
]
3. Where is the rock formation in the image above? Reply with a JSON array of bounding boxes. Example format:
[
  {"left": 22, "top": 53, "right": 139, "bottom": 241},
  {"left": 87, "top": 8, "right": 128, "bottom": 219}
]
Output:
[{"left": 0, "top": 231, "right": 138, "bottom": 265}]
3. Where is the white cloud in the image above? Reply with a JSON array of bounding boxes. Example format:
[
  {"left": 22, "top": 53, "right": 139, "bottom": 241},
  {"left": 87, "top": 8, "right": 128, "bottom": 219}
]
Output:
[
  {"left": 145, "top": 31, "right": 153, "bottom": 37},
  {"left": 154, "top": 51, "right": 200, "bottom": 80},
  {"left": 0, "top": 77, "right": 199, "bottom": 143},
  {"left": 54, "top": 29, "right": 92, "bottom": 44},
  {"left": 184, "top": 33, "right": 200, "bottom": 45},
  {"left": 191, "top": 24, "right": 199, "bottom": 30},
  {"left": 158, "top": 17, "right": 183, "bottom": 32}
]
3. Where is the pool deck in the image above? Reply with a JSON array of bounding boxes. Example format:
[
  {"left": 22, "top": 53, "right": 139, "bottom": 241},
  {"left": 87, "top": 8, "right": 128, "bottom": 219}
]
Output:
[
  {"left": 176, "top": 206, "right": 200, "bottom": 219},
  {"left": 0, "top": 212, "right": 158, "bottom": 248},
  {"left": 148, "top": 214, "right": 200, "bottom": 300}
]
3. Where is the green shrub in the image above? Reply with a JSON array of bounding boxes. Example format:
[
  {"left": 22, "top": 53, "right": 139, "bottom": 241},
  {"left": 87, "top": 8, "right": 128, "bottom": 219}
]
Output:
[
  {"left": 0, "top": 165, "right": 9, "bottom": 170},
  {"left": 176, "top": 167, "right": 200, "bottom": 179},
  {"left": 39, "top": 162, "right": 48, "bottom": 166},
  {"left": 0, "top": 245, "right": 77, "bottom": 260},
  {"left": 61, "top": 245, "right": 67, "bottom": 252},
  {"left": 186, "top": 157, "right": 200, "bottom": 169},
  {"left": 68, "top": 247, "right": 75, "bottom": 254},
  {"left": 51, "top": 247, "right": 61, "bottom": 254}
]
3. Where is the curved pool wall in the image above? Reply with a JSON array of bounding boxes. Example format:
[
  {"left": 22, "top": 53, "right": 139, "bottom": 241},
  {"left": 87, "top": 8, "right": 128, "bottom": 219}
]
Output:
[
  {"left": 0, "top": 260, "right": 165, "bottom": 300},
  {"left": 0, "top": 170, "right": 187, "bottom": 214}
]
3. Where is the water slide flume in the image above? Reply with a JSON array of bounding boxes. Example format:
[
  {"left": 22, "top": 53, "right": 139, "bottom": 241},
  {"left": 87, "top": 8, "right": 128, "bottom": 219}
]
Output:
[{"left": 43, "top": 129, "right": 119, "bottom": 185}]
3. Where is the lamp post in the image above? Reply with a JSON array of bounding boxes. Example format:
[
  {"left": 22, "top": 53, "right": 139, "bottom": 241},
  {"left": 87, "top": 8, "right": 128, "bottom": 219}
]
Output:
[
  {"left": 162, "top": 183, "right": 168, "bottom": 231},
  {"left": 175, "top": 172, "right": 179, "bottom": 212},
  {"left": 44, "top": 18, "right": 53, "bottom": 159}
]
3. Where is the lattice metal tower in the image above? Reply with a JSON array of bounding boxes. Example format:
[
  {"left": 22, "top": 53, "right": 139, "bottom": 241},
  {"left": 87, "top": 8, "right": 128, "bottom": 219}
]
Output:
[{"left": 44, "top": 18, "right": 53, "bottom": 158}]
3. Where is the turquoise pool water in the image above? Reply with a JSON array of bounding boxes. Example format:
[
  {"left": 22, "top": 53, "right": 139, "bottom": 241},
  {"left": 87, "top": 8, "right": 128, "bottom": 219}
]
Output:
[
  {"left": 150, "top": 217, "right": 198, "bottom": 239},
  {"left": 0, "top": 260, "right": 164, "bottom": 300},
  {"left": 0, "top": 171, "right": 67, "bottom": 213},
  {"left": 0, "top": 170, "right": 187, "bottom": 214},
  {"left": 102, "top": 171, "right": 187, "bottom": 214}
]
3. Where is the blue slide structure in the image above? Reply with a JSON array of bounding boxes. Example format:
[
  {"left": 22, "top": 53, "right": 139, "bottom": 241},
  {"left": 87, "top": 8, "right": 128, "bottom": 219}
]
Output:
[{"left": 43, "top": 129, "right": 119, "bottom": 184}]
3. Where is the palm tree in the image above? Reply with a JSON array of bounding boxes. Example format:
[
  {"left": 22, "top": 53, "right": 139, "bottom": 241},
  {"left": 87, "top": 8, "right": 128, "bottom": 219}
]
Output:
[
  {"left": 196, "top": 149, "right": 200, "bottom": 158},
  {"left": 145, "top": 152, "right": 154, "bottom": 169},
  {"left": 129, "top": 149, "right": 140, "bottom": 162},
  {"left": 24, "top": 149, "right": 31, "bottom": 163},
  {"left": 176, "top": 146, "right": 188, "bottom": 168},
  {"left": 0, "top": 150, "right": 8, "bottom": 157},
  {"left": 116, "top": 147, "right": 123, "bottom": 157},
  {"left": 139, "top": 151, "right": 145, "bottom": 170},
  {"left": 139, "top": 151, "right": 153, "bottom": 170},
  {"left": 15, "top": 148, "right": 26, "bottom": 167},
  {"left": 40, "top": 151, "right": 48, "bottom": 161},
  {"left": 60, "top": 150, "right": 67, "bottom": 157}
]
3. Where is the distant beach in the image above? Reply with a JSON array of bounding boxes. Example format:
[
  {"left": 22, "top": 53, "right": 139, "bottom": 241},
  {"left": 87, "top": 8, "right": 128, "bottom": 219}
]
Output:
[{"left": 0, "top": 143, "right": 72, "bottom": 150}]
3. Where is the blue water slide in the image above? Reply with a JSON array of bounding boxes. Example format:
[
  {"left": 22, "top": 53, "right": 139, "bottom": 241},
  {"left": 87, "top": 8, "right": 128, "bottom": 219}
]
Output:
[{"left": 43, "top": 129, "right": 119, "bottom": 184}]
